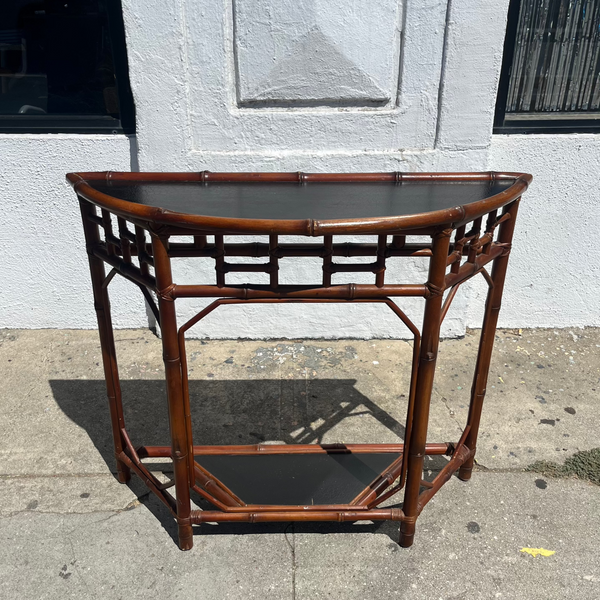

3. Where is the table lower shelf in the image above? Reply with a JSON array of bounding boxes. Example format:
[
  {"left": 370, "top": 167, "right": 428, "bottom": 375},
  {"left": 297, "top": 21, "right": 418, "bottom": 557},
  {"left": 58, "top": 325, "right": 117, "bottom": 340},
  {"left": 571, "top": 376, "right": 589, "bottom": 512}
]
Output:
[
  {"left": 195, "top": 451, "right": 402, "bottom": 506},
  {"left": 132, "top": 442, "right": 462, "bottom": 524}
]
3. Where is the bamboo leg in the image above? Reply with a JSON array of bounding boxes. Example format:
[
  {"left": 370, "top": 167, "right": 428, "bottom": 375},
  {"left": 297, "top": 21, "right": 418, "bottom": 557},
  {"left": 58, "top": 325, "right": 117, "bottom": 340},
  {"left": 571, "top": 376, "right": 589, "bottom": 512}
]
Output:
[
  {"left": 458, "top": 200, "right": 520, "bottom": 481},
  {"left": 151, "top": 233, "right": 194, "bottom": 551},
  {"left": 79, "top": 199, "right": 130, "bottom": 483},
  {"left": 399, "top": 228, "right": 452, "bottom": 548}
]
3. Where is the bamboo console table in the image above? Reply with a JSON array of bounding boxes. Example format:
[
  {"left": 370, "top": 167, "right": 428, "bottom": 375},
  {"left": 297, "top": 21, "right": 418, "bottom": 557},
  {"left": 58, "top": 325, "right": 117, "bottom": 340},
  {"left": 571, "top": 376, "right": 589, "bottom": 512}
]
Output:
[{"left": 68, "top": 170, "right": 532, "bottom": 550}]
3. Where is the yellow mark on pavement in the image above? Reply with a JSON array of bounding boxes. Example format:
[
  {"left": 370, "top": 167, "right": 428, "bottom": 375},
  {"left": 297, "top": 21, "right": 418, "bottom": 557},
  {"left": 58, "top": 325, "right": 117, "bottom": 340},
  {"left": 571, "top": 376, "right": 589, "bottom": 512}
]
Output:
[{"left": 520, "top": 547, "right": 556, "bottom": 558}]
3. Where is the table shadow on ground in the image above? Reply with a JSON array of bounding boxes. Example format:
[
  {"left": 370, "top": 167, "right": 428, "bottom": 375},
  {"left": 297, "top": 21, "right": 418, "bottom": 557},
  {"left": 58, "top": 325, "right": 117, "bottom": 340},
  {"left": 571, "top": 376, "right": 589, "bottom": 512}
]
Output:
[{"left": 50, "top": 378, "right": 449, "bottom": 544}]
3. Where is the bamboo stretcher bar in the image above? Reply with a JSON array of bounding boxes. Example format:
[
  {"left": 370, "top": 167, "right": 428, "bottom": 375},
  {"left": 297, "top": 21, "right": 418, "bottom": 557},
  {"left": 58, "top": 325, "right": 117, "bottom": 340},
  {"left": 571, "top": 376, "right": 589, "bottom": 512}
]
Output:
[
  {"left": 417, "top": 445, "right": 475, "bottom": 513},
  {"left": 118, "top": 451, "right": 177, "bottom": 515},
  {"left": 194, "top": 464, "right": 245, "bottom": 506},
  {"left": 350, "top": 454, "right": 405, "bottom": 506},
  {"left": 137, "top": 443, "right": 453, "bottom": 457},
  {"left": 444, "top": 244, "right": 504, "bottom": 289},
  {"left": 329, "top": 262, "right": 380, "bottom": 273},
  {"left": 191, "top": 508, "right": 406, "bottom": 524},
  {"left": 169, "top": 283, "right": 429, "bottom": 299},
  {"left": 220, "top": 263, "right": 272, "bottom": 273},
  {"left": 212, "top": 504, "right": 378, "bottom": 512},
  {"left": 190, "top": 484, "right": 232, "bottom": 512},
  {"left": 91, "top": 245, "right": 156, "bottom": 289},
  {"left": 166, "top": 242, "right": 433, "bottom": 259},
  {"left": 193, "top": 465, "right": 243, "bottom": 508}
]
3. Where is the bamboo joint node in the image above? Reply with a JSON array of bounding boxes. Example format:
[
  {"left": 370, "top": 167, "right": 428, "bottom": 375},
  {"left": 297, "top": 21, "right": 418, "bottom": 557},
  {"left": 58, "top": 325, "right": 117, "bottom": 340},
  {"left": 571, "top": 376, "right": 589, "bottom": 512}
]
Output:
[
  {"left": 426, "top": 282, "right": 445, "bottom": 297},
  {"left": 157, "top": 283, "right": 176, "bottom": 301}
]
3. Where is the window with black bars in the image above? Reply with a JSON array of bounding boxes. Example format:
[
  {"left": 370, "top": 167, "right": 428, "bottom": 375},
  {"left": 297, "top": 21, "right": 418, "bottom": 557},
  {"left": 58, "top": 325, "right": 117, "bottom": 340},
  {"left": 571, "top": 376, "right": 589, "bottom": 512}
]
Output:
[{"left": 495, "top": 0, "right": 600, "bottom": 133}]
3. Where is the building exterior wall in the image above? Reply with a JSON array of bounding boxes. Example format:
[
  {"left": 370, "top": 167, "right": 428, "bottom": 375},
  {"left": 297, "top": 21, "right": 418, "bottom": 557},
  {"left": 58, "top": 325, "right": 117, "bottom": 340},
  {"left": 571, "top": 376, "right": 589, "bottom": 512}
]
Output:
[
  {"left": 1, "top": 0, "right": 598, "bottom": 336},
  {"left": 481, "top": 134, "right": 600, "bottom": 329},
  {"left": 0, "top": 135, "right": 144, "bottom": 329}
]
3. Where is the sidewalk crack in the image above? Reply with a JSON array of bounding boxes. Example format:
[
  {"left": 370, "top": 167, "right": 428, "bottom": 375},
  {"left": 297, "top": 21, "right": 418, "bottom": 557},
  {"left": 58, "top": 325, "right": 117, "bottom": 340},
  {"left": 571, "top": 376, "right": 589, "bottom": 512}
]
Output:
[
  {"left": 284, "top": 523, "right": 296, "bottom": 600},
  {"left": 439, "top": 394, "right": 464, "bottom": 434}
]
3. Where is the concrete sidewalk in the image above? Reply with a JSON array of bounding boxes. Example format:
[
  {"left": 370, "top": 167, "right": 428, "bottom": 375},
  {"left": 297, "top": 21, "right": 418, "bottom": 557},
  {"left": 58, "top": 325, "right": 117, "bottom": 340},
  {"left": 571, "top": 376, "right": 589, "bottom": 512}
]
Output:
[{"left": 1, "top": 328, "right": 599, "bottom": 599}]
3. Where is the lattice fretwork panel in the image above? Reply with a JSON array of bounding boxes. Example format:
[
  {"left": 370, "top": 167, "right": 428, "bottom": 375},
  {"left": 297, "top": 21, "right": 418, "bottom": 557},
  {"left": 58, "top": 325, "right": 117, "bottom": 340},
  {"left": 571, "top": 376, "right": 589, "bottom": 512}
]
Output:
[
  {"left": 165, "top": 233, "right": 437, "bottom": 289},
  {"left": 446, "top": 208, "right": 512, "bottom": 284}
]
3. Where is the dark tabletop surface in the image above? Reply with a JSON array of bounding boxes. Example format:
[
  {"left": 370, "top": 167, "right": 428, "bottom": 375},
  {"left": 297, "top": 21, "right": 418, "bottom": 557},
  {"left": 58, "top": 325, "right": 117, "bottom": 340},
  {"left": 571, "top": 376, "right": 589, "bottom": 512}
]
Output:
[{"left": 89, "top": 179, "right": 515, "bottom": 221}]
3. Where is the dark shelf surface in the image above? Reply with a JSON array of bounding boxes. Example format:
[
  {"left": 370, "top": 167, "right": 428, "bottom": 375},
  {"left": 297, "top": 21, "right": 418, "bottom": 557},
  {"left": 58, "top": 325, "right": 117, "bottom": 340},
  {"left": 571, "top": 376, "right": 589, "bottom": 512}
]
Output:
[
  {"left": 195, "top": 452, "right": 401, "bottom": 506},
  {"left": 89, "top": 180, "right": 515, "bottom": 221}
]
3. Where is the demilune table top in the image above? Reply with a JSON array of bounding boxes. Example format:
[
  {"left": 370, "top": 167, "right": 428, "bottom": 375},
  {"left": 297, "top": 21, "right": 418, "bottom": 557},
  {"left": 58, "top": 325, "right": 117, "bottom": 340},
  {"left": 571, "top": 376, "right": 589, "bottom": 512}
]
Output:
[{"left": 67, "top": 171, "right": 531, "bottom": 234}]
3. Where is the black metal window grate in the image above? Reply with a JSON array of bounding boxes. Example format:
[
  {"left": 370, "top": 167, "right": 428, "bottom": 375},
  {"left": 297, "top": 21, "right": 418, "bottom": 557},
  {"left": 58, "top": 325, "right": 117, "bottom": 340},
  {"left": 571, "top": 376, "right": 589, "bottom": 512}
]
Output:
[{"left": 495, "top": 0, "right": 600, "bottom": 133}]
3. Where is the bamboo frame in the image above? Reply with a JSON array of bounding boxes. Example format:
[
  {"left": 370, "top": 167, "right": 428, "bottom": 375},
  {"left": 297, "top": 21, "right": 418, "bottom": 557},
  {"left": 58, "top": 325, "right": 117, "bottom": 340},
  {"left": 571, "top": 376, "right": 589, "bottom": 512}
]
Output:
[{"left": 71, "top": 170, "right": 531, "bottom": 551}]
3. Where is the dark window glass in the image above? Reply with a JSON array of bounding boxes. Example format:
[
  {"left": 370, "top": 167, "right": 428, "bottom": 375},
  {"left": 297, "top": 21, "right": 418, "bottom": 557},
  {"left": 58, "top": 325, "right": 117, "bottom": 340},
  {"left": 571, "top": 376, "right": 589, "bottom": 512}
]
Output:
[
  {"left": 0, "top": 0, "right": 134, "bottom": 132},
  {"left": 495, "top": 0, "right": 600, "bottom": 133}
]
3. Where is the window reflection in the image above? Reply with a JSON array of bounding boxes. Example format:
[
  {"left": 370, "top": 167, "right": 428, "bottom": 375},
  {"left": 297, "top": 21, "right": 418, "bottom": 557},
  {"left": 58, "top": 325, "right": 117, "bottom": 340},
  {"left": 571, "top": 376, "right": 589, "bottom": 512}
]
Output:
[{"left": 0, "top": 1, "right": 120, "bottom": 117}]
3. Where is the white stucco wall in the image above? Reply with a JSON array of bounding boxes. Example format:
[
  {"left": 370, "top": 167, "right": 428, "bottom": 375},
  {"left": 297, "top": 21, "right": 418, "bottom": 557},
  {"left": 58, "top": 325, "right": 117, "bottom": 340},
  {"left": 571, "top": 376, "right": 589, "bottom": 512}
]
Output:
[
  {"left": 0, "top": 135, "right": 147, "bottom": 329},
  {"left": 2, "top": 0, "right": 598, "bottom": 337},
  {"left": 480, "top": 134, "right": 600, "bottom": 329}
]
